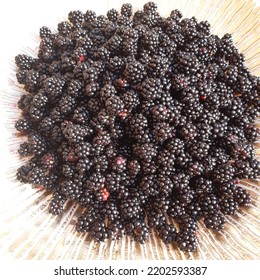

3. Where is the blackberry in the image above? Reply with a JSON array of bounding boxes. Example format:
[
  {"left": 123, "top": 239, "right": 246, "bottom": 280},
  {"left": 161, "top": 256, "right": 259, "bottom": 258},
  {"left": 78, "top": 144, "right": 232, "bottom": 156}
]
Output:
[
  {"left": 15, "top": 54, "right": 35, "bottom": 70},
  {"left": 39, "top": 26, "right": 52, "bottom": 39},
  {"left": 212, "top": 164, "right": 235, "bottom": 183},
  {"left": 157, "top": 223, "right": 177, "bottom": 244},
  {"left": 147, "top": 207, "right": 166, "bottom": 228},
  {"left": 61, "top": 179, "right": 83, "bottom": 200},
  {"left": 107, "top": 9, "right": 119, "bottom": 22},
  {"left": 76, "top": 212, "right": 95, "bottom": 232},
  {"left": 27, "top": 167, "right": 45, "bottom": 185},
  {"left": 121, "top": 3, "right": 133, "bottom": 18},
  {"left": 49, "top": 192, "right": 67, "bottom": 215},
  {"left": 89, "top": 220, "right": 108, "bottom": 242},
  {"left": 204, "top": 212, "right": 225, "bottom": 231},
  {"left": 199, "top": 193, "right": 219, "bottom": 215},
  {"left": 108, "top": 219, "right": 124, "bottom": 240},
  {"left": 124, "top": 60, "right": 146, "bottom": 84},
  {"left": 152, "top": 122, "right": 173, "bottom": 143},
  {"left": 138, "top": 78, "right": 163, "bottom": 100},
  {"left": 120, "top": 197, "right": 142, "bottom": 219},
  {"left": 15, "top": 118, "right": 32, "bottom": 133},
  {"left": 18, "top": 142, "right": 32, "bottom": 157},
  {"left": 105, "top": 95, "right": 124, "bottom": 116},
  {"left": 68, "top": 10, "right": 84, "bottom": 27},
  {"left": 167, "top": 200, "right": 186, "bottom": 218},
  {"left": 179, "top": 122, "right": 197, "bottom": 141},
  {"left": 176, "top": 230, "right": 198, "bottom": 252},
  {"left": 219, "top": 195, "right": 238, "bottom": 215},
  {"left": 232, "top": 187, "right": 252, "bottom": 206},
  {"left": 140, "top": 175, "right": 159, "bottom": 196},
  {"left": 125, "top": 218, "right": 149, "bottom": 244}
]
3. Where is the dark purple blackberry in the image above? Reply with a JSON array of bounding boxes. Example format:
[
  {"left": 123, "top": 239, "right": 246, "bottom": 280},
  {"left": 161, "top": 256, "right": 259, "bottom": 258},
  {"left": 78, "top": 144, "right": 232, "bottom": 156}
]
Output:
[
  {"left": 105, "top": 95, "right": 124, "bottom": 116},
  {"left": 138, "top": 77, "right": 163, "bottom": 100},
  {"left": 187, "top": 141, "right": 210, "bottom": 160},
  {"left": 125, "top": 218, "right": 149, "bottom": 244},
  {"left": 204, "top": 212, "right": 225, "bottom": 231},
  {"left": 169, "top": 9, "right": 182, "bottom": 22},
  {"left": 124, "top": 60, "right": 146, "bottom": 84},
  {"left": 15, "top": 118, "right": 32, "bottom": 133},
  {"left": 140, "top": 175, "right": 159, "bottom": 196},
  {"left": 89, "top": 220, "right": 108, "bottom": 242},
  {"left": 176, "top": 230, "right": 198, "bottom": 252},
  {"left": 107, "top": 9, "right": 119, "bottom": 22},
  {"left": 212, "top": 164, "right": 235, "bottom": 183},
  {"left": 15, "top": 54, "right": 36, "bottom": 70},
  {"left": 49, "top": 192, "right": 67, "bottom": 215},
  {"left": 39, "top": 26, "right": 52, "bottom": 39},
  {"left": 152, "top": 122, "right": 173, "bottom": 143},
  {"left": 61, "top": 179, "right": 83, "bottom": 200},
  {"left": 157, "top": 223, "right": 177, "bottom": 244},
  {"left": 108, "top": 219, "right": 124, "bottom": 240},
  {"left": 167, "top": 200, "right": 186, "bottom": 219},
  {"left": 27, "top": 167, "right": 45, "bottom": 185},
  {"left": 68, "top": 10, "right": 84, "bottom": 27},
  {"left": 179, "top": 122, "right": 197, "bottom": 141},
  {"left": 232, "top": 187, "right": 252, "bottom": 206},
  {"left": 44, "top": 77, "right": 65, "bottom": 101},
  {"left": 193, "top": 177, "right": 213, "bottom": 195},
  {"left": 199, "top": 193, "right": 219, "bottom": 215},
  {"left": 219, "top": 195, "right": 238, "bottom": 215},
  {"left": 120, "top": 197, "right": 142, "bottom": 219},
  {"left": 121, "top": 3, "right": 133, "bottom": 18},
  {"left": 76, "top": 212, "right": 95, "bottom": 232},
  {"left": 146, "top": 206, "right": 166, "bottom": 229}
]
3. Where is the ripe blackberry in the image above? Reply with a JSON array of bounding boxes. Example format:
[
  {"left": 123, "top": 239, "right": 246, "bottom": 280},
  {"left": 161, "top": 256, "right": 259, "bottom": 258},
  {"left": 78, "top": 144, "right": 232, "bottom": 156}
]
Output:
[
  {"left": 27, "top": 167, "right": 45, "bottom": 185},
  {"left": 76, "top": 212, "right": 95, "bottom": 232},
  {"left": 204, "top": 212, "right": 225, "bottom": 231},
  {"left": 125, "top": 218, "right": 149, "bottom": 244},
  {"left": 108, "top": 219, "right": 124, "bottom": 240},
  {"left": 61, "top": 179, "right": 83, "bottom": 200},
  {"left": 124, "top": 60, "right": 146, "bottom": 84},
  {"left": 39, "top": 26, "right": 52, "bottom": 39},
  {"left": 199, "top": 193, "right": 219, "bottom": 215},
  {"left": 120, "top": 197, "right": 142, "bottom": 219},
  {"left": 15, "top": 54, "right": 35, "bottom": 70},
  {"left": 89, "top": 220, "right": 108, "bottom": 242},
  {"left": 105, "top": 95, "right": 124, "bottom": 116},
  {"left": 212, "top": 164, "right": 235, "bottom": 183},
  {"left": 179, "top": 122, "right": 197, "bottom": 141},
  {"left": 193, "top": 177, "right": 213, "bottom": 194},
  {"left": 15, "top": 118, "right": 32, "bottom": 133},
  {"left": 68, "top": 10, "right": 84, "bottom": 27},
  {"left": 157, "top": 223, "right": 177, "bottom": 244},
  {"left": 138, "top": 78, "right": 163, "bottom": 100},
  {"left": 152, "top": 122, "right": 173, "bottom": 143},
  {"left": 176, "top": 230, "right": 198, "bottom": 252},
  {"left": 121, "top": 3, "right": 133, "bottom": 18},
  {"left": 167, "top": 200, "right": 186, "bottom": 218},
  {"left": 232, "top": 187, "right": 252, "bottom": 206},
  {"left": 107, "top": 9, "right": 119, "bottom": 22},
  {"left": 219, "top": 195, "right": 238, "bottom": 215},
  {"left": 49, "top": 192, "right": 67, "bottom": 215}
]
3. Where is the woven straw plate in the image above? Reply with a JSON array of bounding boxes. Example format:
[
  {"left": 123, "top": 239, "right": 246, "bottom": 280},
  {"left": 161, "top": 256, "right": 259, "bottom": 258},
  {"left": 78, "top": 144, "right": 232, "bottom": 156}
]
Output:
[{"left": 0, "top": 0, "right": 259, "bottom": 260}]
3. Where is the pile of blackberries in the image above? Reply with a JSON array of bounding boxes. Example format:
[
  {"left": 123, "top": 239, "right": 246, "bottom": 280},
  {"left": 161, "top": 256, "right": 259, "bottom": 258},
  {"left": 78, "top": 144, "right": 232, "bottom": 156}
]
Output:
[{"left": 14, "top": 2, "right": 259, "bottom": 251}]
